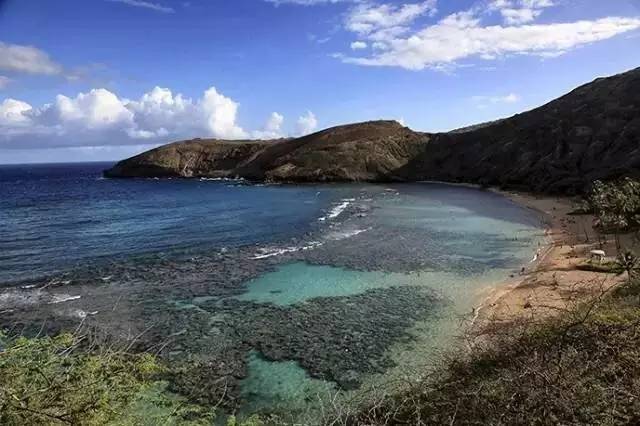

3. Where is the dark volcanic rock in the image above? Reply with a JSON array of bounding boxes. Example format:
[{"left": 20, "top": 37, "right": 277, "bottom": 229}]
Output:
[{"left": 105, "top": 67, "right": 640, "bottom": 193}]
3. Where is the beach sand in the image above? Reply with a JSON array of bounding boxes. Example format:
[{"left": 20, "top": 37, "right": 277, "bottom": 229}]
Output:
[{"left": 474, "top": 191, "right": 627, "bottom": 329}]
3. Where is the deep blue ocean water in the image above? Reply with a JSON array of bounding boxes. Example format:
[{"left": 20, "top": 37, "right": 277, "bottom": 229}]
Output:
[{"left": 0, "top": 162, "right": 350, "bottom": 284}]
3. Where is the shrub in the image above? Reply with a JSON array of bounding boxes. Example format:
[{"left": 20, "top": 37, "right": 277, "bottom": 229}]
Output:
[{"left": 0, "top": 332, "right": 217, "bottom": 425}]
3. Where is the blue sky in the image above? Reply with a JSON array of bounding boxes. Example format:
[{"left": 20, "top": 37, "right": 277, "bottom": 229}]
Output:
[{"left": 1, "top": 0, "right": 639, "bottom": 164}]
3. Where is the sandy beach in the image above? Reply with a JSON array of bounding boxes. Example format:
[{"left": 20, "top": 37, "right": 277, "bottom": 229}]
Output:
[{"left": 474, "top": 190, "right": 627, "bottom": 328}]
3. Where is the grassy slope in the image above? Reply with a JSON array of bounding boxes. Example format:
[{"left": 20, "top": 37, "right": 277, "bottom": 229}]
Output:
[{"left": 350, "top": 281, "right": 640, "bottom": 425}]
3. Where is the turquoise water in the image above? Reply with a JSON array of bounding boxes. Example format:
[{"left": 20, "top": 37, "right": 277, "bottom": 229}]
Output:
[
  {"left": 236, "top": 263, "right": 423, "bottom": 305},
  {"left": 232, "top": 184, "right": 546, "bottom": 420},
  {"left": 240, "top": 352, "right": 337, "bottom": 416}
]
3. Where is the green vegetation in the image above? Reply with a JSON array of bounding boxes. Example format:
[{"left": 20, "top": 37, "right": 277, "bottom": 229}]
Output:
[
  {"left": 589, "top": 177, "right": 640, "bottom": 231},
  {"left": 0, "top": 331, "right": 255, "bottom": 425},
  {"left": 586, "top": 178, "right": 640, "bottom": 281}
]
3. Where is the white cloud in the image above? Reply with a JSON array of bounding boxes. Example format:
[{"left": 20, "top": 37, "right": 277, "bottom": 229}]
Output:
[
  {"left": 0, "top": 98, "right": 32, "bottom": 126},
  {"left": 200, "top": 87, "right": 248, "bottom": 139},
  {"left": 308, "top": 33, "right": 332, "bottom": 44},
  {"left": 124, "top": 86, "right": 192, "bottom": 138},
  {"left": 500, "top": 8, "right": 539, "bottom": 25},
  {"left": 252, "top": 112, "right": 285, "bottom": 139},
  {"left": 472, "top": 92, "right": 521, "bottom": 107},
  {"left": 0, "top": 87, "right": 317, "bottom": 148},
  {"left": 296, "top": 111, "right": 318, "bottom": 135},
  {"left": 346, "top": 1, "right": 437, "bottom": 38},
  {"left": 0, "top": 76, "right": 11, "bottom": 89},
  {"left": 0, "top": 42, "right": 63, "bottom": 75},
  {"left": 123, "top": 85, "right": 249, "bottom": 139},
  {"left": 341, "top": 11, "right": 640, "bottom": 70},
  {"left": 265, "top": 112, "right": 285, "bottom": 133},
  {"left": 126, "top": 128, "right": 169, "bottom": 139},
  {"left": 502, "top": 93, "right": 520, "bottom": 103},
  {"left": 350, "top": 41, "right": 368, "bottom": 49},
  {"left": 54, "top": 89, "right": 135, "bottom": 129},
  {"left": 489, "top": 0, "right": 555, "bottom": 25},
  {"left": 372, "top": 41, "right": 388, "bottom": 50},
  {"left": 106, "top": 0, "right": 174, "bottom": 13}
]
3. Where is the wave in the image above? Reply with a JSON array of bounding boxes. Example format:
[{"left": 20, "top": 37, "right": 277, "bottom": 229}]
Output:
[
  {"left": 199, "top": 177, "right": 246, "bottom": 182},
  {"left": 50, "top": 294, "right": 81, "bottom": 304},
  {"left": 326, "top": 228, "right": 371, "bottom": 241},
  {"left": 318, "top": 198, "right": 356, "bottom": 222},
  {"left": 251, "top": 227, "right": 370, "bottom": 260},
  {"left": 250, "top": 241, "right": 323, "bottom": 259}
]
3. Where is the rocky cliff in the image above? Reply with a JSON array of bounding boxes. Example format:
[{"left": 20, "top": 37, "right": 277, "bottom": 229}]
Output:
[
  {"left": 105, "top": 120, "right": 429, "bottom": 182},
  {"left": 105, "top": 67, "right": 640, "bottom": 193}
]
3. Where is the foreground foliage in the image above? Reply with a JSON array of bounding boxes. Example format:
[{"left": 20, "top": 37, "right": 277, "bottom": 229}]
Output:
[{"left": 0, "top": 332, "right": 219, "bottom": 425}]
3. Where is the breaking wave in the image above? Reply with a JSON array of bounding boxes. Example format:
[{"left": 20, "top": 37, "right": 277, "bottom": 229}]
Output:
[{"left": 318, "top": 199, "right": 356, "bottom": 222}]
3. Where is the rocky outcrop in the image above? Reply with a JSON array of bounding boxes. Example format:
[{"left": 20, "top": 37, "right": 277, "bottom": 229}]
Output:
[
  {"left": 103, "top": 139, "right": 272, "bottom": 178},
  {"left": 105, "top": 67, "right": 640, "bottom": 193},
  {"left": 105, "top": 120, "right": 429, "bottom": 182}
]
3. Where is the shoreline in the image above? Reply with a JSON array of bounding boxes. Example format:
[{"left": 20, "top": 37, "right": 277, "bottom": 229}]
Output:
[{"left": 472, "top": 190, "right": 624, "bottom": 330}]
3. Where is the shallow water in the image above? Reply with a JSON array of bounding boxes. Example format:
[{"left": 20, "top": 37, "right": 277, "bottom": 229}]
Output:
[
  {"left": 0, "top": 163, "right": 545, "bottom": 421},
  {"left": 236, "top": 263, "right": 423, "bottom": 305}
]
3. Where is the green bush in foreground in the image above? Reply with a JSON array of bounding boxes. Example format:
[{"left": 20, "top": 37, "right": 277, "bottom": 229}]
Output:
[{"left": 0, "top": 332, "right": 219, "bottom": 425}]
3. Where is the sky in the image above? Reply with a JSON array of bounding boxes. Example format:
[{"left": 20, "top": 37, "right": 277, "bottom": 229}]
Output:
[{"left": 0, "top": 0, "right": 639, "bottom": 164}]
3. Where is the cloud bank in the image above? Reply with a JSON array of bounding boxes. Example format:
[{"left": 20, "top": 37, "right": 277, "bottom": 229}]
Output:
[
  {"left": 340, "top": 1, "right": 640, "bottom": 70},
  {"left": 0, "top": 87, "right": 318, "bottom": 149}
]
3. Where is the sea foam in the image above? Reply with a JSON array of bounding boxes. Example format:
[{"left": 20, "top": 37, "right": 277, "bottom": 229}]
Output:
[{"left": 318, "top": 198, "right": 355, "bottom": 222}]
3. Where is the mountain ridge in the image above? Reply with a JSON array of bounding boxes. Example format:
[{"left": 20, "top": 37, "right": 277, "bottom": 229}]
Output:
[{"left": 105, "top": 67, "right": 640, "bottom": 194}]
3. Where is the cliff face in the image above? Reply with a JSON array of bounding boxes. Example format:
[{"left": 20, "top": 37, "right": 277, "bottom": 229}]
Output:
[
  {"left": 103, "top": 139, "right": 272, "bottom": 178},
  {"left": 105, "top": 120, "right": 429, "bottom": 182},
  {"left": 240, "top": 120, "right": 429, "bottom": 182},
  {"left": 105, "top": 67, "right": 640, "bottom": 193}
]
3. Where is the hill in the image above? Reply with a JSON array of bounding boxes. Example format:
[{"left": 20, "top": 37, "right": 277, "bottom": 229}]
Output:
[{"left": 105, "top": 67, "right": 640, "bottom": 194}]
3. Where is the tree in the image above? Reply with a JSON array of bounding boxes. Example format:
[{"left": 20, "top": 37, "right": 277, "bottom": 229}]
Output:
[
  {"left": 589, "top": 178, "right": 640, "bottom": 252},
  {"left": 589, "top": 178, "right": 640, "bottom": 231}
]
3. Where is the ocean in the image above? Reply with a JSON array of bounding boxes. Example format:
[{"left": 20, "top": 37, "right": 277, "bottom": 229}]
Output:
[{"left": 0, "top": 162, "right": 546, "bottom": 421}]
